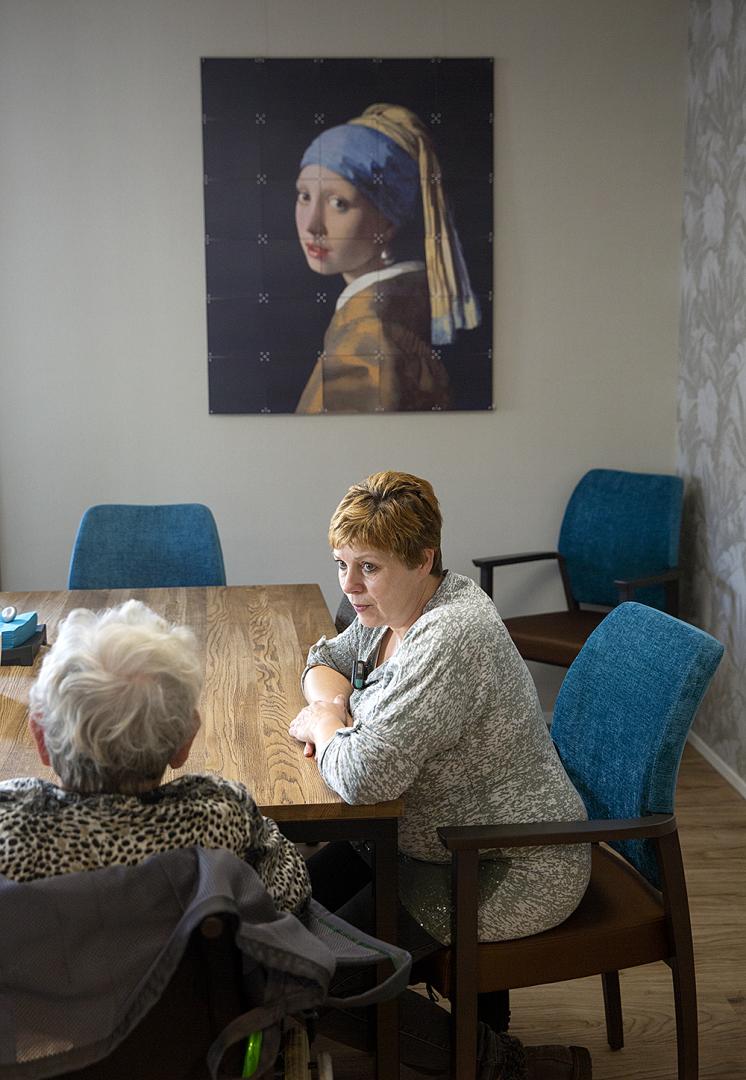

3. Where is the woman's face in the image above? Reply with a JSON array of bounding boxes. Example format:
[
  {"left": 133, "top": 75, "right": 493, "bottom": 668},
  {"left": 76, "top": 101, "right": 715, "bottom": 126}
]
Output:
[
  {"left": 295, "top": 165, "right": 394, "bottom": 283},
  {"left": 333, "top": 543, "right": 435, "bottom": 632}
]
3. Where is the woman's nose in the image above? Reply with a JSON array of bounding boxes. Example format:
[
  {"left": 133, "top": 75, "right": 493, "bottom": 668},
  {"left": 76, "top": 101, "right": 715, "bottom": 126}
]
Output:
[
  {"left": 342, "top": 567, "right": 363, "bottom": 593},
  {"left": 304, "top": 198, "right": 325, "bottom": 238}
]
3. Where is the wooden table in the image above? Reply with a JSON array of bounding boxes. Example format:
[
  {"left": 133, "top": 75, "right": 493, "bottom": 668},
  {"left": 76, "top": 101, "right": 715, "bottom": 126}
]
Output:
[{"left": 0, "top": 585, "right": 402, "bottom": 1080}]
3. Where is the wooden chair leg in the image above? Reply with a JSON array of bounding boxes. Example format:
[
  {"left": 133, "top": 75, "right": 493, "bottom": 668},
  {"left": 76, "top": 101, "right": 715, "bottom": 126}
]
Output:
[
  {"left": 477, "top": 990, "right": 510, "bottom": 1032},
  {"left": 656, "top": 830, "right": 699, "bottom": 1080},
  {"left": 601, "top": 971, "right": 624, "bottom": 1050},
  {"left": 671, "top": 955, "right": 698, "bottom": 1079}
]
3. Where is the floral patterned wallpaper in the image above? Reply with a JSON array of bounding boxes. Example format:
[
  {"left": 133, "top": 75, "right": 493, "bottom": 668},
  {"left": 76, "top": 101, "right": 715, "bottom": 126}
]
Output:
[{"left": 679, "top": 0, "right": 746, "bottom": 786}]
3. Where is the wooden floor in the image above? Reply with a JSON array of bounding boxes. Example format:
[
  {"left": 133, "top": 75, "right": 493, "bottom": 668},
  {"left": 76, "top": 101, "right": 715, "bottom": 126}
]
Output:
[{"left": 316, "top": 744, "right": 746, "bottom": 1079}]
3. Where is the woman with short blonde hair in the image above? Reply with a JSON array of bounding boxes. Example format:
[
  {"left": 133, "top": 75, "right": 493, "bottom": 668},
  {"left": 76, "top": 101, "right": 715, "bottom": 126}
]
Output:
[
  {"left": 329, "top": 471, "right": 443, "bottom": 574},
  {"left": 290, "top": 471, "right": 592, "bottom": 1080}
]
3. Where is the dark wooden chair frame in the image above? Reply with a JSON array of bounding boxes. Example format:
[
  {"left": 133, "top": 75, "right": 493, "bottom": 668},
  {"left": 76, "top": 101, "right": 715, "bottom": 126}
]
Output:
[
  {"left": 473, "top": 550, "right": 681, "bottom": 617},
  {"left": 412, "top": 812, "right": 696, "bottom": 1080},
  {"left": 472, "top": 551, "right": 681, "bottom": 667}
]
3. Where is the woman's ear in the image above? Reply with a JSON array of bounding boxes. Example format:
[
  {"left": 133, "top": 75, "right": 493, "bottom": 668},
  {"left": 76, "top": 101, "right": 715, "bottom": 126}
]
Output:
[
  {"left": 28, "top": 715, "right": 51, "bottom": 767},
  {"left": 168, "top": 711, "right": 200, "bottom": 770},
  {"left": 168, "top": 740, "right": 193, "bottom": 770},
  {"left": 419, "top": 548, "right": 436, "bottom": 575}
]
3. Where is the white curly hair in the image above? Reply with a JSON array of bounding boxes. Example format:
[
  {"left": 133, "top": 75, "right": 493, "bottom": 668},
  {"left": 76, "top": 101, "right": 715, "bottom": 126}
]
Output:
[{"left": 29, "top": 600, "right": 202, "bottom": 794}]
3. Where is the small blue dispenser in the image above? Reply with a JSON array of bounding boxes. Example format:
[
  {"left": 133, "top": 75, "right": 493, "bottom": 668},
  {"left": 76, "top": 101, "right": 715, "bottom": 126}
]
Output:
[
  {"left": 0, "top": 610, "right": 46, "bottom": 666},
  {"left": 1, "top": 612, "right": 38, "bottom": 650}
]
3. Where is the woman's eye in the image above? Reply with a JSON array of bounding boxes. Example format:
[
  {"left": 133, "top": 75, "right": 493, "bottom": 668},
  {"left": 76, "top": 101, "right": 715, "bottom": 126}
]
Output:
[
  {"left": 329, "top": 196, "right": 349, "bottom": 211},
  {"left": 296, "top": 190, "right": 310, "bottom": 204},
  {"left": 336, "top": 561, "right": 347, "bottom": 572},
  {"left": 362, "top": 563, "right": 377, "bottom": 573}
]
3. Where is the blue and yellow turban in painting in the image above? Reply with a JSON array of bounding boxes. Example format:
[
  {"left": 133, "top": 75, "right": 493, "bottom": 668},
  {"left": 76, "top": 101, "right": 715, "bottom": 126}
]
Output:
[{"left": 300, "top": 103, "right": 481, "bottom": 347}]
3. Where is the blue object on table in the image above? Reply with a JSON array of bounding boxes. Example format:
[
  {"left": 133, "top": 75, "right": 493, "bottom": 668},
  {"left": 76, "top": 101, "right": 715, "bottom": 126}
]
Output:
[{"left": 0, "top": 612, "right": 38, "bottom": 650}]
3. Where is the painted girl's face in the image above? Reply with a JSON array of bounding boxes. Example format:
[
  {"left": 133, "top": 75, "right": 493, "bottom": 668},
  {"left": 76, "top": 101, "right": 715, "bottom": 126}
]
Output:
[{"left": 295, "top": 165, "right": 394, "bottom": 283}]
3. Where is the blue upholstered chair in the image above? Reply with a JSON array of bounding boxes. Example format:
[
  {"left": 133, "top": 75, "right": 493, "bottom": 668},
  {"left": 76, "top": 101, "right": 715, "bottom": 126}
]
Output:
[
  {"left": 473, "top": 468, "right": 684, "bottom": 666},
  {"left": 414, "top": 603, "right": 723, "bottom": 1080},
  {"left": 68, "top": 504, "right": 226, "bottom": 590},
  {"left": 334, "top": 595, "right": 356, "bottom": 634}
]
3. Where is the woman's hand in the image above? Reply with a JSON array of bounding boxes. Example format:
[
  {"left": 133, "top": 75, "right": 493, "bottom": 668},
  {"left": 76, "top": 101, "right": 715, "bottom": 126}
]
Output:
[{"left": 289, "top": 694, "right": 350, "bottom": 759}]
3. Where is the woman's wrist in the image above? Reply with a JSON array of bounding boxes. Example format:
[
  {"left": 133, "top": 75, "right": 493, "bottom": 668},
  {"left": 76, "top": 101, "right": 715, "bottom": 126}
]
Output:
[
  {"left": 289, "top": 695, "right": 350, "bottom": 760},
  {"left": 312, "top": 714, "right": 347, "bottom": 757}
]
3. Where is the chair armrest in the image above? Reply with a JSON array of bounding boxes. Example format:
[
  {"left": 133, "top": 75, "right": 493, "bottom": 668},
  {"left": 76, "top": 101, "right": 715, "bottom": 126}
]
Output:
[
  {"left": 472, "top": 551, "right": 561, "bottom": 569},
  {"left": 472, "top": 551, "right": 575, "bottom": 610},
  {"left": 614, "top": 568, "right": 680, "bottom": 615},
  {"left": 437, "top": 813, "right": 676, "bottom": 851}
]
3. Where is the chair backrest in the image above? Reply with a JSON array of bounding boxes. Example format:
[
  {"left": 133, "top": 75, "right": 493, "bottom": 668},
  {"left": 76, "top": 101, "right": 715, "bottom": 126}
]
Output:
[
  {"left": 0, "top": 847, "right": 331, "bottom": 1078},
  {"left": 557, "top": 468, "right": 683, "bottom": 609},
  {"left": 68, "top": 503, "right": 226, "bottom": 589},
  {"left": 0, "top": 847, "right": 411, "bottom": 1078},
  {"left": 335, "top": 594, "right": 356, "bottom": 633},
  {"left": 551, "top": 603, "right": 723, "bottom": 888}
]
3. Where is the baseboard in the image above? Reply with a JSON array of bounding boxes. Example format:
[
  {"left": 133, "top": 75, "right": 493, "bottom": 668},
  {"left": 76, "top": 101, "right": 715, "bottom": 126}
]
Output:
[{"left": 687, "top": 730, "right": 746, "bottom": 799}]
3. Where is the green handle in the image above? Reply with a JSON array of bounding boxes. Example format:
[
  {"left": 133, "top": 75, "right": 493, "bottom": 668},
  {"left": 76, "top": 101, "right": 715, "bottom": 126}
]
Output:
[{"left": 242, "top": 1031, "right": 262, "bottom": 1078}]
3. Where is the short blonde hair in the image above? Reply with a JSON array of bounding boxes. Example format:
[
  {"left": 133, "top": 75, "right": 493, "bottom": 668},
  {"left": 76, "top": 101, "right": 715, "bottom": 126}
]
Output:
[
  {"left": 29, "top": 600, "right": 202, "bottom": 794},
  {"left": 329, "top": 471, "right": 443, "bottom": 575}
]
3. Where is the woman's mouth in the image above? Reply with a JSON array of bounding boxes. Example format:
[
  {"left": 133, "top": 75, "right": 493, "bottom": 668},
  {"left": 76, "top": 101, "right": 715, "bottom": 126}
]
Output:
[{"left": 306, "top": 244, "right": 329, "bottom": 260}]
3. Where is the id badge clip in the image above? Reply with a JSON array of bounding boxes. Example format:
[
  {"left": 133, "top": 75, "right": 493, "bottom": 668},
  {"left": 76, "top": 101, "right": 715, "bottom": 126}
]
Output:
[{"left": 352, "top": 659, "right": 370, "bottom": 690}]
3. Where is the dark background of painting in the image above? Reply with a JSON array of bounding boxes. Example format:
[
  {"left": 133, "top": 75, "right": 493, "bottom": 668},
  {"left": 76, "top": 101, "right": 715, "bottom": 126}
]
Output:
[{"left": 202, "top": 58, "right": 493, "bottom": 414}]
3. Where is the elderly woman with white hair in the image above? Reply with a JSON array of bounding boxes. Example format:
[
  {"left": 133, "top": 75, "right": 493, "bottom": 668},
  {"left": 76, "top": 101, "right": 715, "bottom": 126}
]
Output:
[{"left": 0, "top": 599, "right": 310, "bottom": 916}]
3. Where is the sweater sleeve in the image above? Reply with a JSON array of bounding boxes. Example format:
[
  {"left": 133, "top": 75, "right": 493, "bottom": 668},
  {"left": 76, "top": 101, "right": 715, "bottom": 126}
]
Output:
[
  {"left": 301, "top": 622, "right": 362, "bottom": 687},
  {"left": 317, "top": 613, "right": 472, "bottom": 804}
]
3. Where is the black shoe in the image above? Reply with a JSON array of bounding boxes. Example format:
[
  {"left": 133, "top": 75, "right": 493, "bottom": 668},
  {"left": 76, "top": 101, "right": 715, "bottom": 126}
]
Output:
[{"left": 524, "top": 1044, "right": 592, "bottom": 1079}]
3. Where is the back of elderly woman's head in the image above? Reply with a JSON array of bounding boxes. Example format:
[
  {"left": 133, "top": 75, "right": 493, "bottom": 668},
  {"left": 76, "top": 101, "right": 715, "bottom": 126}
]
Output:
[
  {"left": 329, "top": 471, "right": 443, "bottom": 575},
  {"left": 28, "top": 600, "right": 202, "bottom": 795}
]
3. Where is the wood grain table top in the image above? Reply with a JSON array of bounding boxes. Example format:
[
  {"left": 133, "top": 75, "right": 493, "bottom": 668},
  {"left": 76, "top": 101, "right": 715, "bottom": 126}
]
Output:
[{"left": 0, "top": 585, "right": 403, "bottom": 823}]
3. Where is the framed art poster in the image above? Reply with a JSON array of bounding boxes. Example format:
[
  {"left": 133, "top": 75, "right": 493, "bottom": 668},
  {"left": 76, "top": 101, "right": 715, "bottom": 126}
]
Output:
[{"left": 202, "top": 58, "right": 493, "bottom": 414}]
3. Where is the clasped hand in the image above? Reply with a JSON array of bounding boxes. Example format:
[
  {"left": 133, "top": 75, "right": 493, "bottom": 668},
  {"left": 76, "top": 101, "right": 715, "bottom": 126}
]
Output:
[{"left": 289, "top": 694, "right": 350, "bottom": 758}]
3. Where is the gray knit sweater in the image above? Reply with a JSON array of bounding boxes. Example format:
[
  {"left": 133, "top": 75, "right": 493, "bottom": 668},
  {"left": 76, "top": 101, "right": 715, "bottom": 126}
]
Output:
[{"left": 304, "top": 571, "right": 590, "bottom": 942}]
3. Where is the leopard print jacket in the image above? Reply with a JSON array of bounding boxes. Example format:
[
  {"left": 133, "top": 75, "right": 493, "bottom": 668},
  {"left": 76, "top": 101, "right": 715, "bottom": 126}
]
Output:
[{"left": 0, "top": 774, "right": 310, "bottom": 916}]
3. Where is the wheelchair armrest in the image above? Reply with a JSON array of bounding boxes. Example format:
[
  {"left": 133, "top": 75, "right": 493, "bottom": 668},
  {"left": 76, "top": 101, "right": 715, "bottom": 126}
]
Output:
[
  {"left": 437, "top": 813, "right": 676, "bottom": 851},
  {"left": 614, "top": 568, "right": 680, "bottom": 614}
]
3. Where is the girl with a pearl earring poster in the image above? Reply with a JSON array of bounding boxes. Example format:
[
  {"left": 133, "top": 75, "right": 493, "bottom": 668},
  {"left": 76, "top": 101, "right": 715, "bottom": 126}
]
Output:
[{"left": 202, "top": 59, "right": 493, "bottom": 415}]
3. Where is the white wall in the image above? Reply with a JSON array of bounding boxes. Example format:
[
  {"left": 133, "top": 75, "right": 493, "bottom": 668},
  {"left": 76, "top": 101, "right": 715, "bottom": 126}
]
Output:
[{"left": 0, "top": 0, "right": 687, "bottom": 682}]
